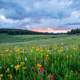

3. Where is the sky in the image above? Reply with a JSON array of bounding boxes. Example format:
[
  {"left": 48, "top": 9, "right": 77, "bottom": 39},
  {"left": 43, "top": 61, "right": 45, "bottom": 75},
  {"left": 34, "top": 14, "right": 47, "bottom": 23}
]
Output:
[{"left": 0, "top": 0, "right": 80, "bottom": 33}]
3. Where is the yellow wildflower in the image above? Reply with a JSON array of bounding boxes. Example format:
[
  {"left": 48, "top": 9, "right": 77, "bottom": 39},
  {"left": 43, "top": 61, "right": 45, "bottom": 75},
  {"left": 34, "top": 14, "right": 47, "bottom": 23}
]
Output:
[
  {"left": 16, "top": 48, "right": 21, "bottom": 53},
  {"left": 37, "top": 64, "right": 42, "bottom": 68},
  {"left": 15, "top": 64, "right": 20, "bottom": 71},
  {"left": 36, "top": 47, "right": 40, "bottom": 52},
  {"left": 46, "top": 54, "right": 49, "bottom": 57}
]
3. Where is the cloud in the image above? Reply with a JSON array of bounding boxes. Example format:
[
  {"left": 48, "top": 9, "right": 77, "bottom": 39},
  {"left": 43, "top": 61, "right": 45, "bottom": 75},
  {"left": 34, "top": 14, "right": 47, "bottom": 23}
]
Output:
[
  {"left": 71, "top": 11, "right": 80, "bottom": 18},
  {"left": 0, "top": 15, "right": 18, "bottom": 23},
  {"left": 0, "top": 14, "right": 32, "bottom": 29},
  {"left": 33, "top": 0, "right": 72, "bottom": 10},
  {"left": 0, "top": 0, "right": 27, "bottom": 19},
  {"left": 0, "top": 0, "right": 80, "bottom": 30}
]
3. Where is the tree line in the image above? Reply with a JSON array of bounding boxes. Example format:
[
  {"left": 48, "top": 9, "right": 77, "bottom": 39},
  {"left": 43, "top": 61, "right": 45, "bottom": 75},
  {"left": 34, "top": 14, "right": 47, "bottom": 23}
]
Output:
[
  {"left": 0, "top": 29, "right": 53, "bottom": 35},
  {"left": 0, "top": 28, "right": 80, "bottom": 35},
  {"left": 68, "top": 28, "right": 80, "bottom": 34}
]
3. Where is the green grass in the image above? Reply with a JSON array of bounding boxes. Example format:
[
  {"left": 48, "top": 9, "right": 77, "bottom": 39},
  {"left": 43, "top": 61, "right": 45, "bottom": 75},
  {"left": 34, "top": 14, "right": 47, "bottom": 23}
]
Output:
[{"left": 0, "top": 34, "right": 80, "bottom": 80}]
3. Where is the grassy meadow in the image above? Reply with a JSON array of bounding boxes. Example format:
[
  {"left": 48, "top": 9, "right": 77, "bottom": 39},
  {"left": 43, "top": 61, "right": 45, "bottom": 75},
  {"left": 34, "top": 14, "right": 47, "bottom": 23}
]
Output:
[{"left": 0, "top": 34, "right": 80, "bottom": 80}]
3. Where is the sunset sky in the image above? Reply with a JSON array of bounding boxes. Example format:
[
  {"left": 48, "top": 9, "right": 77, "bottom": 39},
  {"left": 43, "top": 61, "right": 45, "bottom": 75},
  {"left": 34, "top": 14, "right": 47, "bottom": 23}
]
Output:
[{"left": 0, "top": 0, "right": 80, "bottom": 33}]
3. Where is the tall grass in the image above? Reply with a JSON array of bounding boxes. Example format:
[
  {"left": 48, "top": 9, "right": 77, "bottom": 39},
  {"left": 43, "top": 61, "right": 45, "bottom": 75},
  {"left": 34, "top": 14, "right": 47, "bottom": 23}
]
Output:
[{"left": 0, "top": 44, "right": 80, "bottom": 80}]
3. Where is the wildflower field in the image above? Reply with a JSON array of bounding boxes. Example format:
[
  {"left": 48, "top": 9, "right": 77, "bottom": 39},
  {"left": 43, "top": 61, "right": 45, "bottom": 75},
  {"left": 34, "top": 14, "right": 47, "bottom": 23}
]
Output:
[{"left": 0, "top": 34, "right": 80, "bottom": 80}]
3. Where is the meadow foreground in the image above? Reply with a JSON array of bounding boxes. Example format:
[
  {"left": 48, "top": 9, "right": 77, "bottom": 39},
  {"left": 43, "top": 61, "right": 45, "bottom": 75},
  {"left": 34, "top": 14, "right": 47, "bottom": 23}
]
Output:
[{"left": 0, "top": 34, "right": 80, "bottom": 80}]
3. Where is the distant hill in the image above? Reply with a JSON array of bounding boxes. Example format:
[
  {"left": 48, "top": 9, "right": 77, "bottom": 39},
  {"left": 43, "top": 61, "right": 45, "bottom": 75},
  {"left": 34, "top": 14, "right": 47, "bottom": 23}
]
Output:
[{"left": 0, "top": 28, "right": 54, "bottom": 35}]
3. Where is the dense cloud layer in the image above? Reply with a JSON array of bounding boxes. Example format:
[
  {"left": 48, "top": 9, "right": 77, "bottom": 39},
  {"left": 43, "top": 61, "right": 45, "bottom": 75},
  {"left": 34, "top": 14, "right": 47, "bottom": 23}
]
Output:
[{"left": 0, "top": 0, "right": 80, "bottom": 31}]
